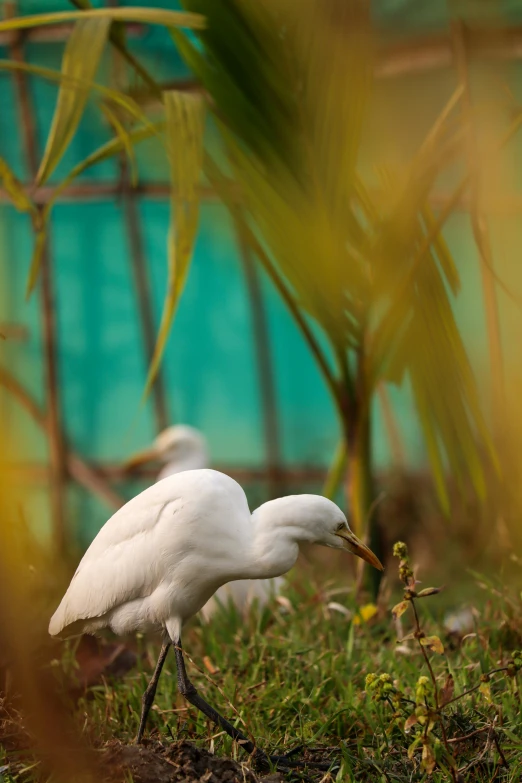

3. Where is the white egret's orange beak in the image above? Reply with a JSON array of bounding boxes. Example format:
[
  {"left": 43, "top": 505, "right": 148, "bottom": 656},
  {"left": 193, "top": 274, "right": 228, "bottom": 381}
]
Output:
[
  {"left": 124, "top": 446, "right": 160, "bottom": 471},
  {"left": 337, "top": 530, "right": 384, "bottom": 571}
]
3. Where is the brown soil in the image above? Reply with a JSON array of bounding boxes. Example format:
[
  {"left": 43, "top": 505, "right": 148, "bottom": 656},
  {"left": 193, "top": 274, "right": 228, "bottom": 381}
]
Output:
[{"left": 103, "top": 739, "right": 282, "bottom": 783}]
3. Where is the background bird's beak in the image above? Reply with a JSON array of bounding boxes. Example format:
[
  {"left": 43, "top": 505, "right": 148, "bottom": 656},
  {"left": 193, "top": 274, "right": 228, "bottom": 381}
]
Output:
[
  {"left": 124, "top": 446, "right": 160, "bottom": 471},
  {"left": 337, "top": 531, "right": 384, "bottom": 571}
]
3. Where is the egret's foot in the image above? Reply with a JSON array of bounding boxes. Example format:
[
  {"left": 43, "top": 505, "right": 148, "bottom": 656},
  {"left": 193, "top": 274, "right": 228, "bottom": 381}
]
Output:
[
  {"left": 278, "top": 745, "right": 304, "bottom": 760},
  {"left": 248, "top": 744, "right": 302, "bottom": 767},
  {"left": 259, "top": 750, "right": 338, "bottom": 772}
]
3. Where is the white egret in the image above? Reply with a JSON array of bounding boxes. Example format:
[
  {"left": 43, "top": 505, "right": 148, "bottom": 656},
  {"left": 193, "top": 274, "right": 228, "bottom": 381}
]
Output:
[
  {"left": 49, "top": 469, "right": 382, "bottom": 765},
  {"left": 127, "top": 425, "right": 209, "bottom": 480},
  {"left": 126, "top": 425, "right": 285, "bottom": 621}
]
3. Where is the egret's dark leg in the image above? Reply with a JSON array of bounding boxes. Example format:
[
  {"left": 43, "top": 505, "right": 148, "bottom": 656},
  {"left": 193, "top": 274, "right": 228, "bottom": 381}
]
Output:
[
  {"left": 173, "top": 640, "right": 334, "bottom": 772},
  {"left": 173, "top": 639, "right": 263, "bottom": 760},
  {"left": 136, "top": 640, "right": 171, "bottom": 743}
]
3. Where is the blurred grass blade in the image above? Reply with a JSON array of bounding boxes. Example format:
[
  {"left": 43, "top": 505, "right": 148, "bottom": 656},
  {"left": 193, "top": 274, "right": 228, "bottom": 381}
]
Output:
[
  {"left": 59, "top": 120, "right": 164, "bottom": 192},
  {"left": 37, "top": 18, "right": 111, "bottom": 185},
  {"left": 144, "top": 91, "right": 206, "bottom": 396},
  {"left": 38, "top": 121, "right": 164, "bottom": 234},
  {"left": 421, "top": 205, "right": 460, "bottom": 296},
  {"left": 416, "top": 85, "right": 463, "bottom": 161},
  {"left": 0, "top": 60, "right": 158, "bottom": 133},
  {"left": 0, "top": 157, "right": 34, "bottom": 213},
  {"left": 322, "top": 440, "right": 347, "bottom": 501},
  {"left": 26, "top": 224, "right": 47, "bottom": 299},
  {"left": 0, "top": 7, "right": 204, "bottom": 33},
  {"left": 101, "top": 102, "right": 138, "bottom": 186}
]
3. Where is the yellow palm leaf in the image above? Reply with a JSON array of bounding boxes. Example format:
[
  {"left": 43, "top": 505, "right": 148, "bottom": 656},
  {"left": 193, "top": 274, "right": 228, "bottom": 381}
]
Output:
[
  {"left": 37, "top": 18, "right": 111, "bottom": 185},
  {"left": 144, "top": 91, "right": 206, "bottom": 395}
]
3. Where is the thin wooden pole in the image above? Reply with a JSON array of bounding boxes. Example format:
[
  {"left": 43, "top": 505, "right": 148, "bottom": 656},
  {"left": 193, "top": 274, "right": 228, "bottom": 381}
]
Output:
[
  {"left": 0, "top": 182, "right": 221, "bottom": 205},
  {"left": 3, "top": 460, "right": 330, "bottom": 487},
  {"left": 119, "top": 158, "right": 170, "bottom": 432},
  {"left": 237, "top": 231, "right": 282, "bottom": 499},
  {"left": 5, "top": 1, "right": 67, "bottom": 554},
  {"left": 0, "top": 367, "right": 124, "bottom": 510},
  {"left": 7, "top": 181, "right": 522, "bottom": 214}
]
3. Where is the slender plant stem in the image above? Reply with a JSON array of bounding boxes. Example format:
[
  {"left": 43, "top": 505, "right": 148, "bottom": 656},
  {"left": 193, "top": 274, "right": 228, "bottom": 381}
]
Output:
[
  {"left": 447, "top": 727, "right": 488, "bottom": 744},
  {"left": 410, "top": 598, "right": 458, "bottom": 782},
  {"left": 442, "top": 668, "right": 510, "bottom": 709}
]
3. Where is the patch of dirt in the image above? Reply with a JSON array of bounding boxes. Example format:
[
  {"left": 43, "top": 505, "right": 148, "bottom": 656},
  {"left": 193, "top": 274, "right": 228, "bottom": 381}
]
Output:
[{"left": 103, "top": 740, "right": 283, "bottom": 783}]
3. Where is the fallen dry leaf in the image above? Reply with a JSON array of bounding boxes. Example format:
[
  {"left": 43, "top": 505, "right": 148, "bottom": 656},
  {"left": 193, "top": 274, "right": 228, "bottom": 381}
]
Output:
[
  {"left": 203, "top": 656, "right": 219, "bottom": 675},
  {"left": 439, "top": 673, "right": 454, "bottom": 706}
]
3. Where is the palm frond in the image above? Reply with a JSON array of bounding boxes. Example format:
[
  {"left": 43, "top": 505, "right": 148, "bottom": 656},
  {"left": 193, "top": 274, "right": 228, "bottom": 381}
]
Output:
[
  {"left": 37, "top": 18, "right": 111, "bottom": 185},
  {"left": 178, "top": 0, "right": 496, "bottom": 520}
]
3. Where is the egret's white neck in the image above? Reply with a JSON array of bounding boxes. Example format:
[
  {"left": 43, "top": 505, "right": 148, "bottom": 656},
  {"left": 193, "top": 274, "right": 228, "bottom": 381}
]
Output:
[
  {"left": 157, "top": 442, "right": 209, "bottom": 480},
  {"left": 244, "top": 496, "right": 326, "bottom": 580}
]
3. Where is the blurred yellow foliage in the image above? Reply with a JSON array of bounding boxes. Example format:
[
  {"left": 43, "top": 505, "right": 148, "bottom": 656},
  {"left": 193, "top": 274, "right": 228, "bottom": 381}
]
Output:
[
  {"left": 353, "top": 603, "right": 378, "bottom": 625},
  {"left": 0, "top": 446, "right": 97, "bottom": 782}
]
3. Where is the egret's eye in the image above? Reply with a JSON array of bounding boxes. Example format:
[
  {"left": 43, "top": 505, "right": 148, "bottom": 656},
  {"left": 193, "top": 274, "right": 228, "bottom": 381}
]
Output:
[{"left": 336, "top": 522, "right": 345, "bottom": 533}]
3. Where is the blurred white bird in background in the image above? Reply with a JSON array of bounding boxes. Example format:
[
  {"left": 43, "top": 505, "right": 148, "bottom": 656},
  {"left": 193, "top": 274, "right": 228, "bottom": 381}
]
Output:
[
  {"left": 126, "top": 424, "right": 285, "bottom": 621},
  {"left": 49, "top": 468, "right": 383, "bottom": 764},
  {"left": 127, "top": 425, "right": 209, "bottom": 480}
]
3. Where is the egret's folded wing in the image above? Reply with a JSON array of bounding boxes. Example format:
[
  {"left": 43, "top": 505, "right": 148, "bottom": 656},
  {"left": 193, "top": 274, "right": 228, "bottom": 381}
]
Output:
[{"left": 49, "top": 491, "right": 182, "bottom": 636}]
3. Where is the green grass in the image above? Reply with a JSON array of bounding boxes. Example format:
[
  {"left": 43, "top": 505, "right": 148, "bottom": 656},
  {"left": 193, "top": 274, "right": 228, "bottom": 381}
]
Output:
[{"left": 4, "top": 552, "right": 522, "bottom": 782}]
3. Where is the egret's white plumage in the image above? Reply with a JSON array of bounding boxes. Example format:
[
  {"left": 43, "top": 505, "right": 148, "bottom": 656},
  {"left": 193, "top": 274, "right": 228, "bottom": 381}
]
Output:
[
  {"left": 153, "top": 425, "right": 209, "bottom": 479},
  {"left": 126, "top": 425, "right": 284, "bottom": 620},
  {"left": 49, "top": 468, "right": 383, "bottom": 751},
  {"left": 49, "top": 469, "right": 381, "bottom": 640}
]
